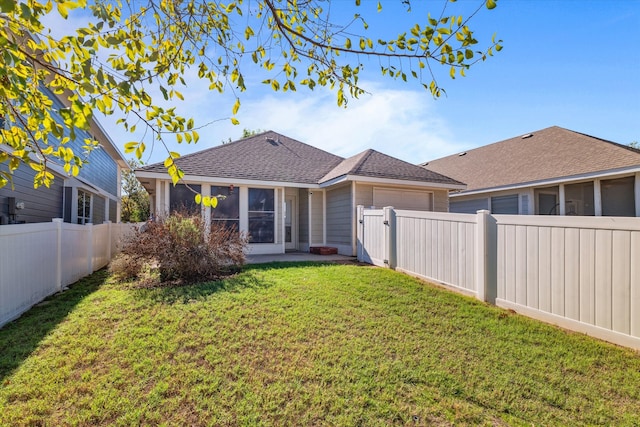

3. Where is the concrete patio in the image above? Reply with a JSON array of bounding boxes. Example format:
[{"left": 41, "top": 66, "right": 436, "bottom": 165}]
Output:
[{"left": 246, "top": 251, "right": 357, "bottom": 264}]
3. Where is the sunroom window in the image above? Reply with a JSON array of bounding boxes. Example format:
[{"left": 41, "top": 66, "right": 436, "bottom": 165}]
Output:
[
  {"left": 211, "top": 185, "right": 239, "bottom": 231},
  {"left": 248, "top": 188, "right": 274, "bottom": 243}
]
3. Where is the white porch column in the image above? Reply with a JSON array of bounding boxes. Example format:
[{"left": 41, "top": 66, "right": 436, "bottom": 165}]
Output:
[
  {"left": 308, "top": 190, "right": 313, "bottom": 247},
  {"left": 558, "top": 184, "right": 566, "bottom": 216},
  {"left": 322, "top": 190, "right": 327, "bottom": 246},
  {"left": 351, "top": 182, "right": 357, "bottom": 256},
  {"left": 239, "top": 186, "right": 248, "bottom": 234},
  {"left": 202, "top": 184, "right": 211, "bottom": 235},
  {"left": 594, "top": 179, "right": 603, "bottom": 216},
  {"left": 155, "top": 180, "right": 162, "bottom": 216},
  {"left": 164, "top": 181, "right": 170, "bottom": 215}
]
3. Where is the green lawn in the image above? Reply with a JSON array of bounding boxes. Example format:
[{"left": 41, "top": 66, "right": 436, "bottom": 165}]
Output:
[{"left": 1, "top": 263, "right": 639, "bottom": 426}]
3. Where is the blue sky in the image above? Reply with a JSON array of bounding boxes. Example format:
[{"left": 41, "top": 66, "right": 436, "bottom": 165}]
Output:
[{"left": 49, "top": 0, "right": 640, "bottom": 165}]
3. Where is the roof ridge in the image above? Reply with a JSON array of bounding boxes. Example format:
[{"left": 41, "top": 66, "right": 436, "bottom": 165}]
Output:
[
  {"left": 568, "top": 129, "right": 640, "bottom": 155},
  {"left": 350, "top": 149, "right": 375, "bottom": 174}
]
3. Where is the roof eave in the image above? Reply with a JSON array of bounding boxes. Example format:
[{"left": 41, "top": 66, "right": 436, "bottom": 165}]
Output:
[
  {"left": 134, "top": 171, "right": 321, "bottom": 189},
  {"left": 321, "top": 174, "right": 466, "bottom": 190},
  {"left": 450, "top": 165, "right": 640, "bottom": 197}
]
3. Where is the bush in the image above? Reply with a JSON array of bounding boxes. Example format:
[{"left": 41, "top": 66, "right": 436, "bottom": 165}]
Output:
[{"left": 110, "top": 211, "right": 248, "bottom": 285}]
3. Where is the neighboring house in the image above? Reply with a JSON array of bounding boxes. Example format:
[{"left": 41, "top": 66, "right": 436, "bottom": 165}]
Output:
[
  {"left": 0, "top": 86, "right": 129, "bottom": 225},
  {"left": 135, "top": 131, "right": 464, "bottom": 255},
  {"left": 422, "top": 126, "right": 640, "bottom": 217}
]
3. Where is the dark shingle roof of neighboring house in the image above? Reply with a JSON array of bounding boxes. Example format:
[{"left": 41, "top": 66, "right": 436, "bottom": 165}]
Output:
[
  {"left": 139, "top": 131, "right": 343, "bottom": 184},
  {"left": 321, "top": 149, "right": 464, "bottom": 185},
  {"left": 140, "top": 130, "right": 464, "bottom": 187},
  {"left": 422, "top": 126, "right": 640, "bottom": 192}
]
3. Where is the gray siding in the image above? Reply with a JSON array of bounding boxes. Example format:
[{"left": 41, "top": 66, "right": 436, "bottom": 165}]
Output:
[
  {"left": 93, "top": 195, "right": 105, "bottom": 224},
  {"left": 0, "top": 165, "right": 63, "bottom": 224},
  {"left": 63, "top": 187, "right": 73, "bottom": 222},
  {"left": 326, "top": 184, "right": 352, "bottom": 245},
  {"left": 355, "top": 183, "right": 374, "bottom": 208},
  {"left": 433, "top": 189, "right": 449, "bottom": 212},
  {"left": 311, "top": 192, "right": 324, "bottom": 244},
  {"left": 43, "top": 87, "right": 119, "bottom": 196},
  {"left": 298, "top": 189, "right": 309, "bottom": 244},
  {"left": 109, "top": 199, "right": 118, "bottom": 222},
  {"left": 357, "top": 183, "right": 449, "bottom": 212},
  {"left": 491, "top": 194, "right": 519, "bottom": 214},
  {"left": 449, "top": 197, "right": 490, "bottom": 214}
]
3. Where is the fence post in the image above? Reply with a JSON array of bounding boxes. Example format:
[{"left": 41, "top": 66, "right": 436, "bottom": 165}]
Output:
[
  {"left": 104, "top": 221, "right": 112, "bottom": 261},
  {"left": 53, "top": 218, "right": 63, "bottom": 291},
  {"left": 356, "top": 205, "right": 364, "bottom": 261},
  {"left": 475, "top": 210, "right": 497, "bottom": 303},
  {"left": 87, "top": 224, "right": 94, "bottom": 275},
  {"left": 383, "top": 206, "right": 396, "bottom": 269}
]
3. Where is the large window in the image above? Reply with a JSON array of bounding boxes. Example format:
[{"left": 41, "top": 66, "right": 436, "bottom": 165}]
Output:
[
  {"left": 565, "top": 181, "right": 595, "bottom": 216},
  {"left": 602, "top": 176, "right": 635, "bottom": 217},
  {"left": 77, "top": 190, "right": 91, "bottom": 224},
  {"left": 248, "top": 188, "right": 274, "bottom": 243},
  {"left": 211, "top": 185, "right": 239, "bottom": 231},
  {"left": 169, "top": 184, "right": 201, "bottom": 214}
]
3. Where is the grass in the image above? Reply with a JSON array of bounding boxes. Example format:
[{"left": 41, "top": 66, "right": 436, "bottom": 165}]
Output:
[{"left": 1, "top": 262, "right": 639, "bottom": 426}]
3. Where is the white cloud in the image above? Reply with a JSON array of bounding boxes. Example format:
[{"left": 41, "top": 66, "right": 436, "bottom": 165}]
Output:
[{"left": 235, "top": 82, "right": 466, "bottom": 163}]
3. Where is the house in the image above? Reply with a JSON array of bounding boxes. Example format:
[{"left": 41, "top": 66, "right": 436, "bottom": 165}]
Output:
[
  {"left": 135, "top": 131, "right": 464, "bottom": 255},
  {"left": 0, "top": 86, "right": 129, "bottom": 225},
  {"left": 422, "top": 126, "right": 640, "bottom": 217}
]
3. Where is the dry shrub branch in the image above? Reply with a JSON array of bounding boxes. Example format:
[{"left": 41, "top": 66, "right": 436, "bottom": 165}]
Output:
[{"left": 111, "top": 211, "right": 248, "bottom": 285}]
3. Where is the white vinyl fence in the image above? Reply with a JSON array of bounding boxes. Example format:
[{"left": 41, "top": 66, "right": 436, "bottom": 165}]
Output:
[
  {"left": 357, "top": 206, "right": 640, "bottom": 350},
  {"left": 0, "top": 220, "right": 138, "bottom": 327}
]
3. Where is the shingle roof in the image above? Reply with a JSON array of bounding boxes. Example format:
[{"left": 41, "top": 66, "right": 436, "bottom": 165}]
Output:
[
  {"left": 422, "top": 126, "right": 640, "bottom": 192},
  {"left": 321, "top": 149, "right": 464, "bottom": 185},
  {"left": 139, "top": 131, "right": 343, "bottom": 184},
  {"left": 139, "top": 131, "right": 464, "bottom": 187}
]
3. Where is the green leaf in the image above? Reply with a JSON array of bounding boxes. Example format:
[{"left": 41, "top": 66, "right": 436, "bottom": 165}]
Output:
[{"left": 0, "top": 0, "right": 17, "bottom": 13}]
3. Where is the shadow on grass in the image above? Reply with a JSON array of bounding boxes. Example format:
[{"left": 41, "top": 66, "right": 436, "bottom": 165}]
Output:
[
  {"left": 0, "top": 269, "right": 109, "bottom": 383},
  {"left": 137, "top": 261, "right": 366, "bottom": 304},
  {"left": 138, "top": 268, "right": 277, "bottom": 304},
  {"left": 244, "top": 259, "right": 369, "bottom": 271}
]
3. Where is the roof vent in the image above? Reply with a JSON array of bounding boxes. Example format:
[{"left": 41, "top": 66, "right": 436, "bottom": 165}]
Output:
[
  {"left": 458, "top": 152, "right": 467, "bottom": 157},
  {"left": 521, "top": 133, "right": 534, "bottom": 139},
  {"left": 265, "top": 136, "right": 279, "bottom": 146}
]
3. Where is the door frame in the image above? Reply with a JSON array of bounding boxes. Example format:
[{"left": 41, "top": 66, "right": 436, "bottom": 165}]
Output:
[{"left": 284, "top": 195, "right": 298, "bottom": 251}]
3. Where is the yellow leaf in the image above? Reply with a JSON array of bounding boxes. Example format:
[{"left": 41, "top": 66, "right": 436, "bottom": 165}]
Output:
[
  {"left": 231, "top": 117, "right": 239, "bottom": 125},
  {"left": 211, "top": 196, "right": 218, "bottom": 208},
  {"left": 195, "top": 194, "right": 202, "bottom": 204},
  {"left": 232, "top": 98, "right": 240, "bottom": 115}
]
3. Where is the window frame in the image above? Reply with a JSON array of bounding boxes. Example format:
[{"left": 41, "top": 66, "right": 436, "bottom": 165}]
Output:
[{"left": 248, "top": 188, "right": 275, "bottom": 244}]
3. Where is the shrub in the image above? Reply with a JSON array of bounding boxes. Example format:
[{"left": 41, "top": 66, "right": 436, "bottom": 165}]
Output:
[{"left": 110, "top": 211, "right": 248, "bottom": 285}]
